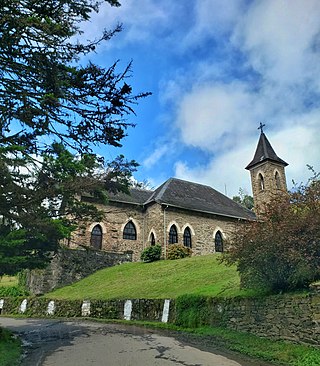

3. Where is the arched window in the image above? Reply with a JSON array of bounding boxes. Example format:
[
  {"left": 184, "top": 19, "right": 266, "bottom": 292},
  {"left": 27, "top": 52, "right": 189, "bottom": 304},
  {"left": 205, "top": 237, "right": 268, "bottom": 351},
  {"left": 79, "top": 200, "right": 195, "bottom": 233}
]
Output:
[
  {"left": 258, "top": 173, "right": 265, "bottom": 191},
  {"left": 168, "top": 225, "right": 178, "bottom": 244},
  {"left": 183, "top": 227, "right": 192, "bottom": 248},
  {"left": 90, "top": 225, "right": 102, "bottom": 250},
  {"left": 123, "top": 221, "right": 137, "bottom": 240},
  {"left": 215, "top": 231, "right": 223, "bottom": 253},
  {"left": 150, "top": 232, "right": 156, "bottom": 246},
  {"left": 275, "top": 171, "right": 281, "bottom": 189}
]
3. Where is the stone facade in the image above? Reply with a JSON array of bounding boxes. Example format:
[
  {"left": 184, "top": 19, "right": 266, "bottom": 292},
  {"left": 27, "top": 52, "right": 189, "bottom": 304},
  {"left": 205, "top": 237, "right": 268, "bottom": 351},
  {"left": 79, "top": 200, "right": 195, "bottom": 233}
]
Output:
[
  {"left": 249, "top": 161, "right": 288, "bottom": 212},
  {"left": 70, "top": 201, "right": 241, "bottom": 261}
]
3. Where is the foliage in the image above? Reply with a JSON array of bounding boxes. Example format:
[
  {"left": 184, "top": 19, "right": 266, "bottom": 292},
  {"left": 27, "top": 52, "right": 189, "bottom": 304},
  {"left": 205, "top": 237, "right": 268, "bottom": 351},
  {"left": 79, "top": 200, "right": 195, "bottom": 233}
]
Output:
[
  {"left": 224, "top": 174, "right": 320, "bottom": 293},
  {"left": 167, "top": 244, "right": 192, "bottom": 260},
  {"left": 0, "top": 0, "right": 150, "bottom": 154},
  {"left": 175, "top": 295, "right": 210, "bottom": 328},
  {"left": 0, "top": 0, "right": 148, "bottom": 275},
  {"left": 0, "top": 286, "right": 28, "bottom": 297},
  {"left": 140, "top": 245, "right": 162, "bottom": 263},
  {"left": 232, "top": 188, "right": 254, "bottom": 210},
  {"left": 0, "top": 328, "right": 21, "bottom": 366}
]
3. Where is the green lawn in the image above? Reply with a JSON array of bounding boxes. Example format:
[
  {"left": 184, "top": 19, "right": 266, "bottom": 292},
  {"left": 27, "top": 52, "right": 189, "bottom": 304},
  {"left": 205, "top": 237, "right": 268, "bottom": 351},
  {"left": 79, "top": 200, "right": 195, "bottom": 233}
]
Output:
[
  {"left": 47, "top": 254, "right": 260, "bottom": 300},
  {"left": 0, "top": 328, "right": 21, "bottom": 366},
  {"left": 0, "top": 276, "right": 18, "bottom": 287}
]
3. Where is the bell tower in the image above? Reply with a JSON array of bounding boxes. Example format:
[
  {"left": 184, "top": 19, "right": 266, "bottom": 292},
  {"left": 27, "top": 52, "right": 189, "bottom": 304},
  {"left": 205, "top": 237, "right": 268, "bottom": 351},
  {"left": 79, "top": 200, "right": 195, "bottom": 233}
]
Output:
[{"left": 245, "top": 124, "right": 288, "bottom": 213}]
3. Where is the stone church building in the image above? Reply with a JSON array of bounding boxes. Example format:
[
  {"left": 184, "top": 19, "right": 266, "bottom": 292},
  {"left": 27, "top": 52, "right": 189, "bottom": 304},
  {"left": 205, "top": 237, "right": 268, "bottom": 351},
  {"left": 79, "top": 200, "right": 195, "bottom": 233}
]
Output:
[{"left": 69, "top": 130, "right": 288, "bottom": 261}]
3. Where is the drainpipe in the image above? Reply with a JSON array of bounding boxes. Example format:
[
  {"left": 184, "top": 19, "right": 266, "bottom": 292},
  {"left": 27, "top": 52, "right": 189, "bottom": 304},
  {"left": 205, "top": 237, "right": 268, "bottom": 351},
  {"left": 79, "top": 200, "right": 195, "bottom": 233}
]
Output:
[{"left": 163, "top": 205, "right": 168, "bottom": 258}]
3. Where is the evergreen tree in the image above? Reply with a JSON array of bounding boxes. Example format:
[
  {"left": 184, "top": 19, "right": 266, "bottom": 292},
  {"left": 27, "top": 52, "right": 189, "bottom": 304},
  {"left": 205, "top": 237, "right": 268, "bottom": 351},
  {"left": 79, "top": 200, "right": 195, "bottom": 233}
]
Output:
[{"left": 0, "top": 0, "right": 149, "bottom": 275}]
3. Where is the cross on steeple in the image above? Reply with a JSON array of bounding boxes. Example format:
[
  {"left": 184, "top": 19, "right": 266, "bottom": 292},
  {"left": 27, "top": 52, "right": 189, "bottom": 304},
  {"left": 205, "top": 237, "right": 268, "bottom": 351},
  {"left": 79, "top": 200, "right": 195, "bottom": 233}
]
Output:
[{"left": 258, "top": 122, "right": 265, "bottom": 134}]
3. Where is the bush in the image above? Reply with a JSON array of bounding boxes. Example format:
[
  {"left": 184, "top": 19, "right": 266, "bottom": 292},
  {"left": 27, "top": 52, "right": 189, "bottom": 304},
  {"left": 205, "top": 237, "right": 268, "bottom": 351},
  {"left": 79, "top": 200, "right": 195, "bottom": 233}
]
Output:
[
  {"left": 167, "top": 244, "right": 192, "bottom": 260},
  {"left": 140, "top": 244, "right": 162, "bottom": 262},
  {"left": 0, "top": 286, "right": 28, "bottom": 297},
  {"left": 223, "top": 174, "right": 320, "bottom": 293}
]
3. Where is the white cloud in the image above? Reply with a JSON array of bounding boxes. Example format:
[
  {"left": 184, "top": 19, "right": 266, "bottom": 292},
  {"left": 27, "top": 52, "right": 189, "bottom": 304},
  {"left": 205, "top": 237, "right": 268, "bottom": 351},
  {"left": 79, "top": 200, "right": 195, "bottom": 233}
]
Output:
[
  {"left": 165, "top": 0, "right": 320, "bottom": 197},
  {"left": 177, "top": 82, "right": 257, "bottom": 152},
  {"left": 175, "top": 122, "right": 320, "bottom": 198},
  {"left": 80, "top": 0, "right": 177, "bottom": 47},
  {"left": 233, "top": 0, "right": 320, "bottom": 87},
  {"left": 142, "top": 144, "right": 171, "bottom": 169}
]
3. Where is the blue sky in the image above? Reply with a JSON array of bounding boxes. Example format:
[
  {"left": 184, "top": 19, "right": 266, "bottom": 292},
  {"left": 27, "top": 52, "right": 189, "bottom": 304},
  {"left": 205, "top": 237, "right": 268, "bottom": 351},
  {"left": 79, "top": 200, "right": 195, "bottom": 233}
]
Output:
[{"left": 81, "top": 0, "right": 320, "bottom": 197}]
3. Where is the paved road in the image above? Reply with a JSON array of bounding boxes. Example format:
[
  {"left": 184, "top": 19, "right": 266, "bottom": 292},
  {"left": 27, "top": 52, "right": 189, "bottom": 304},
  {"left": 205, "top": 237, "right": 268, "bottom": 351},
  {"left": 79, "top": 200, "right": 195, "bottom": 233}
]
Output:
[{"left": 1, "top": 317, "right": 272, "bottom": 366}]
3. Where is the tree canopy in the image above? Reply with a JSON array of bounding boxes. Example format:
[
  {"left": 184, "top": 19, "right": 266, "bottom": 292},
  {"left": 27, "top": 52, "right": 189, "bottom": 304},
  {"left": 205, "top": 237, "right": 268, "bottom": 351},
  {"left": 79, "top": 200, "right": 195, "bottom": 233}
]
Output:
[
  {"left": 224, "top": 172, "right": 320, "bottom": 293},
  {"left": 232, "top": 188, "right": 254, "bottom": 210},
  {"left": 0, "top": 0, "right": 149, "bottom": 275}
]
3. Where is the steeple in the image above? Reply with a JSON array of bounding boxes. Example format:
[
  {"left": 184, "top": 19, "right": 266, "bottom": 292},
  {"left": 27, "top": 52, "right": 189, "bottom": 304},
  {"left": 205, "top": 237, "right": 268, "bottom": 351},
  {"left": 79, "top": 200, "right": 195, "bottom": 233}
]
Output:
[
  {"left": 246, "top": 126, "right": 288, "bottom": 213},
  {"left": 245, "top": 131, "right": 288, "bottom": 170}
]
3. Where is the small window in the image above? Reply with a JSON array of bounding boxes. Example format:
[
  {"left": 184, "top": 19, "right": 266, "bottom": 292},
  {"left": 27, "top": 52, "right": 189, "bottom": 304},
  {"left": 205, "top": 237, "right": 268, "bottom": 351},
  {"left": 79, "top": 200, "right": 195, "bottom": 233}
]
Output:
[
  {"left": 90, "top": 225, "right": 102, "bottom": 250},
  {"left": 275, "top": 171, "right": 281, "bottom": 189},
  {"left": 215, "top": 231, "right": 223, "bottom": 253},
  {"left": 258, "top": 173, "right": 265, "bottom": 191},
  {"left": 123, "top": 221, "right": 137, "bottom": 240},
  {"left": 168, "top": 225, "right": 178, "bottom": 244},
  {"left": 150, "top": 232, "right": 156, "bottom": 246},
  {"left": 183, "top": 227, "right": 192, "bottom": 248}
]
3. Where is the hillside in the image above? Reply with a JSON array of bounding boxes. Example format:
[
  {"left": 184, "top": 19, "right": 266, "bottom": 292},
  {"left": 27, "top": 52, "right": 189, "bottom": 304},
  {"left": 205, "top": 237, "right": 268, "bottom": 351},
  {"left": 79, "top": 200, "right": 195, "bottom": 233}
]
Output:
[{"left": 46, "top": 254, "right": 257, "bottom": 300}]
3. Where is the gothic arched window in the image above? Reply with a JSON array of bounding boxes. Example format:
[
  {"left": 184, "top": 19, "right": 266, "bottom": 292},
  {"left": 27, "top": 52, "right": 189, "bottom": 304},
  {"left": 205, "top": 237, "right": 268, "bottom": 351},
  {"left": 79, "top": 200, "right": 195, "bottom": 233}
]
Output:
[
  {"left": 258, "top": 173, "right": 265, "bottom": 191},
  {"left": 215, "top": 231, "right": 223, "bottom": 253},
  {"left": 150, "top": 232, "right": 156, "bottom": 246},
  {"left": 183, "top": 227, "right": 192, "bottom": 248},
  {"left": 90, "top": 225, "right": 102, "bottom": 250},
  {"left": 168, "top": 225, "right": 178, "bottom": 244},
  {"left": 275, "top": 171, "right": 281, "bottom": 189},
  {"left": 123, "top": 221, "right": 137, "bottom": 240}
]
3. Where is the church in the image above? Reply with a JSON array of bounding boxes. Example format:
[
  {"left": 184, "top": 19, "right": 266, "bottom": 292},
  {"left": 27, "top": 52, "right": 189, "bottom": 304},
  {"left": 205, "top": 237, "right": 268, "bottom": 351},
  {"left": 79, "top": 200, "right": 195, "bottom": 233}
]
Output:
[{"left": 69, "top": 130, "right": 288, "bottom": 261}]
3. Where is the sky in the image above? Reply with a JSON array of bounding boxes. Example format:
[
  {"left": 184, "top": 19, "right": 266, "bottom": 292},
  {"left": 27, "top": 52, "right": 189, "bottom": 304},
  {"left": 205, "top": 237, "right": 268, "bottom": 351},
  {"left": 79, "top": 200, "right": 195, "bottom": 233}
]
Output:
[{"left": 81, "top": 0, "right": 320, "bottom": 197}]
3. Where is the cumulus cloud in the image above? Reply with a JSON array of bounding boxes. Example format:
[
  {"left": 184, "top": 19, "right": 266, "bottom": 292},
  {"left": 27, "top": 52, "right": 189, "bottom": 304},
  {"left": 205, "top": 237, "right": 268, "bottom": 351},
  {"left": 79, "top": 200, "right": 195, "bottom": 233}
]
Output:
[
  {"left": 233, "top": 0, "right": 320, "bottom": 87},
  {"left": 79, "top": 0, "right": 178, "bottom": 47},
  {"left": 167, "top": 0, "right": 320, "bottom": 196}
]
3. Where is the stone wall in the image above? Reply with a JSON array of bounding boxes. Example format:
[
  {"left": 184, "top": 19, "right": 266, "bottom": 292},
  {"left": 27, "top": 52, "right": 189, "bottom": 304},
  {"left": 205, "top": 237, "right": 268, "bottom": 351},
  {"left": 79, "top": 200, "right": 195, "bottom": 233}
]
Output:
[
  {"left": 217, "top": 294, "right": 320, "bottom": 345},
  {"left": 24, "top": 248, "right": 132, "bottom": 295},
  {"left": 71, "top": 201, "right": 240, "bottom": 261},
  {"left": 1, "top": 293, "right": 319, "bottom": 346},
  {"left": 70, "top": 202, "right": 146, "bottom": 261},
  {"left": 249, "top": 161, "right": 287, "bottom": 213}
]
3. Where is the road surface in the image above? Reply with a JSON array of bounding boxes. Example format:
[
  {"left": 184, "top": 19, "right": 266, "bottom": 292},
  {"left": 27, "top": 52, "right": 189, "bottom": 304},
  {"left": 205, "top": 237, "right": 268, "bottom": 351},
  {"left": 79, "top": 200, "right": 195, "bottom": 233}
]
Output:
[{"left": 1, "top": 317, "right": 273, "bottom": 366}]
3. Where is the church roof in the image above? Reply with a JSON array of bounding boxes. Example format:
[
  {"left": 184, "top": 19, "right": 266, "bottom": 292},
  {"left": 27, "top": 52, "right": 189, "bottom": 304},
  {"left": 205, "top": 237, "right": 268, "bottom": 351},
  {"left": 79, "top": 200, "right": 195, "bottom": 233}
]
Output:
[
  {"left": 144, "top": 178, "right": 256, "bottom": 220},
  {"left": 245, "top": 132, "right": 288, "bottom": 170},
  {"left": 108, "top": 187, "right": 153, "bottom": 205},
  {"left": 108, "top": 178, "right": 255, "bottom": 220}
]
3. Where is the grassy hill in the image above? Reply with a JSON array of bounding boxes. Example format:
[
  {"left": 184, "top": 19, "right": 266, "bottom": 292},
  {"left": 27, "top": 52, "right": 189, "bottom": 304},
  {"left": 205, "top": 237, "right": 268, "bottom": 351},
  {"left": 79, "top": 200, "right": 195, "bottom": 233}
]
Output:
[{"left": 47, "top": 254, "right": 258, "bottom": 300}]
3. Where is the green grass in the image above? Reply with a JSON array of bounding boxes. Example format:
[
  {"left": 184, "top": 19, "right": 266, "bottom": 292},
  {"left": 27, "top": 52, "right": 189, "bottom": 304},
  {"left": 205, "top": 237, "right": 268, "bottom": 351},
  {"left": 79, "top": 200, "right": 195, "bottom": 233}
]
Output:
[
  {"left": 0, "top": 328, "right": 21, "bottom": 366},
  {"left": 0, "top": 276, "right": 18, "bottom": 287},
  {"left": 192, "top": 326, "right": 320, "bottom": 366},
  {"left": 47, "top": 254, "right": 262, "bottom": 300}
]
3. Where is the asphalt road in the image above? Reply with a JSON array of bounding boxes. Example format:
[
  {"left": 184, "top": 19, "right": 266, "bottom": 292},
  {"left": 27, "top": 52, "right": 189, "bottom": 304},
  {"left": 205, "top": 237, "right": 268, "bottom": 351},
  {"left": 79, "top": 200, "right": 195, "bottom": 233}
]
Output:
[{"left": 1, "top": 317, "right": 273, "bottom": 366}]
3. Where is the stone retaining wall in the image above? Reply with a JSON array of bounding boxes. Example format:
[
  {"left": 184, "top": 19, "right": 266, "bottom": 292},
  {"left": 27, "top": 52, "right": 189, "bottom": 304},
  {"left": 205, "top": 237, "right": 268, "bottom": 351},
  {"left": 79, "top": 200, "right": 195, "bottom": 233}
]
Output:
[
  {"left": 1, "top": 294, "right": 319, "bottom": 346},
  {"left": 24, "top": 248, "right": 132, "bottom": 295}
]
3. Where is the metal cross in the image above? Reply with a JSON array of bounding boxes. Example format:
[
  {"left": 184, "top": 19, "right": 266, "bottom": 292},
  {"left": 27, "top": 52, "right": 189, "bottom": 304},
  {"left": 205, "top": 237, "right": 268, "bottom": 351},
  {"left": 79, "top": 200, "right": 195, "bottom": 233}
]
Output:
[{"left": 258, "top": 122, "right": 265, "bottom": 133}]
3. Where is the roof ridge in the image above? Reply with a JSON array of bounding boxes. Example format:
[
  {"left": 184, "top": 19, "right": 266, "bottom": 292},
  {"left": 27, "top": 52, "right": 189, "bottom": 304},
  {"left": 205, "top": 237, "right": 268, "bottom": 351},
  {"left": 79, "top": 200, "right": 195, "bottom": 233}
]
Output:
[{"left": 155, "top": 178, "right": 173, "bottom": 201}]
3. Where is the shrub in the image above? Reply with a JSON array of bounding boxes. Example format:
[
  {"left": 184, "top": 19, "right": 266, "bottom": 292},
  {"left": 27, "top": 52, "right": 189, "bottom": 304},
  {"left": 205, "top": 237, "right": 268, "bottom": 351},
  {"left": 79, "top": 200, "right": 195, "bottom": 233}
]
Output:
[
  {"left": 140, "top": 244, "right": 162, "bottom": 263},
  {"left": 223, "top": 174, "right": 320, "bottom": 293},
  {"left": 0, "top": 286, "right": 28, "bottom": 297},
  {"left": 167, "top": 244, "right": 192, "bottom": 260}
]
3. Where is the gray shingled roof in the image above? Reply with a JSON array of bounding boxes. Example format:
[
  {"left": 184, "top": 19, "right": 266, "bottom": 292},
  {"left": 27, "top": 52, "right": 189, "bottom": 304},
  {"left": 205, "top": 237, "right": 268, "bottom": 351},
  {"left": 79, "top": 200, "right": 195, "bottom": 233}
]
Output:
[
  {"left": 143, "top": 178, "right": 256, "bottom": 220},
  {"left": 246, "top": 132, "right": 288, "bottom": 170},
  {"left": 109, "top": 178, "right": 255, "bottom": 220},
  {"left": 108, "top": 187, "right": 153, "bottom": 205}
]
